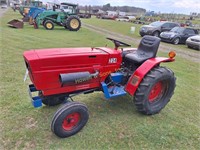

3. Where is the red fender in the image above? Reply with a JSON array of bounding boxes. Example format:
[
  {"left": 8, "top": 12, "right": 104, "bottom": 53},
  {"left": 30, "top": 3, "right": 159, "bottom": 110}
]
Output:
[{"left": 125, "top": 57, "right": 175, "bottom": 96}]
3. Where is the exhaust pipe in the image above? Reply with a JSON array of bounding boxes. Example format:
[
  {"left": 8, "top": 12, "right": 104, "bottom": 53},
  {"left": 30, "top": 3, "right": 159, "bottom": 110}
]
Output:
[{"left": 59, "top": 71, "right": 99, "bottom": 85}]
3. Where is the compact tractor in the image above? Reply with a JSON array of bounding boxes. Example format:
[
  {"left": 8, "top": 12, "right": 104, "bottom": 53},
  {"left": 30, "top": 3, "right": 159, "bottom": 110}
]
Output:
[
  {"left": 33, "top": 3, "right": 81, "bottom": 31},
  {"left": 23, "top": 36, "right": 176, "bottom": 138}
]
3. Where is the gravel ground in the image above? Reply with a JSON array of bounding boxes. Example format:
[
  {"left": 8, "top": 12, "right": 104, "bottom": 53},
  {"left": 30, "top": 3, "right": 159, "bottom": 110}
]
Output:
[
  {"left": 83, "top": 23, "right": 200, "bottom": 63},
  {"left": 0, "top": 8, "right": 8, "bottom": 17}
]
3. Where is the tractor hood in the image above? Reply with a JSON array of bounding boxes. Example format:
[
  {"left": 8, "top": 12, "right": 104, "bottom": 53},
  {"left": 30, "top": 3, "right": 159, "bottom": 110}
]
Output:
[
  {"left": 23, "top": 47, "right": 112, "bottom": 71},
  {"left": 24, "top": 47, "right": 119, "bottom": 59},
  {"left": 34, "top": 47, "right": 107, "bottom": 58}
]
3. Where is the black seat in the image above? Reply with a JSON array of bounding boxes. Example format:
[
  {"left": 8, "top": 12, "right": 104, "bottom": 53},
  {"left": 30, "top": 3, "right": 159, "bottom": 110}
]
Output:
[{"left": 125, "top": 35, "right": 161, "bottom": 64}]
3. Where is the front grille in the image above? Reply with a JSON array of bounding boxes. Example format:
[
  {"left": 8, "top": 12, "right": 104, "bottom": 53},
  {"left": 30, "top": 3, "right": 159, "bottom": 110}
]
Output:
[{"left": 161, "top": 34, "right": 170, "bottom": 38}]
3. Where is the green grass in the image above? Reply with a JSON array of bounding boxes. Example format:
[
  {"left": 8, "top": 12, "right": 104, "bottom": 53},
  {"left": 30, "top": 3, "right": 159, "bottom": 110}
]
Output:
[
  {"left": 83, "top": 16, "right": 142, "bottom": 38},
  {"left": 82, "top": 17, "right": 200, "bottom": 53},
  {"left": 1, "top": 9, "right": 200, "bottom": 150}
]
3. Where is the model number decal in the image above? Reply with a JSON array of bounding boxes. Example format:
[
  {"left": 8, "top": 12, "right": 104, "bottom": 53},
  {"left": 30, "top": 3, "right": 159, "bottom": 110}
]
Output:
[{"left": 109, "top": 58, "right": 117, "bottom": 64}]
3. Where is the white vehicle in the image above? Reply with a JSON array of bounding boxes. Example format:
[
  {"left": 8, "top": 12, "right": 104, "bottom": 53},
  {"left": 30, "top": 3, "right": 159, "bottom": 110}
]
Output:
[
  {"left": 116, "top": 16, "right": 129, "bottom": 22},
  {"left": 1, "top": 4, "right": 7, "bottom": 9},
  {"left": 186, "top": 35, "right": 200, "bottom": 50},
  {"left": 60, "top": 5, "right": 73, "bottom": 13}
]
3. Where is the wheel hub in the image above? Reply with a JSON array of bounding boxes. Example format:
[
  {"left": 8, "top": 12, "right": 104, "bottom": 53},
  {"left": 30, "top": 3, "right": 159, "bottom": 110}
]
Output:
[
  {"left": 46, "top": 23, "right": 52, "bottom": 29},
  {"left": 70, "top": 19, "right": 79, "bottom": 29},
  {"left": 148, "top": 81, "right": 163, "bottom": 102},
  {"left": 62, "top": 112, "right": 80, "bottom": 131}
]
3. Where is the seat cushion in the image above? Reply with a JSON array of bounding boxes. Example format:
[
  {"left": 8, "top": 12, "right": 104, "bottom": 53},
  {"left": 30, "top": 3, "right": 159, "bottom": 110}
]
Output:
[{"left": 125, "top": 51, "right": 151, "bottom": 64}]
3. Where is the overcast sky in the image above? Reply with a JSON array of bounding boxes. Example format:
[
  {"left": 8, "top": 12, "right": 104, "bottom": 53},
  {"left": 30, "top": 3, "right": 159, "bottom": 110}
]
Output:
[{"left": 46, "top": 0, "right": 200, "bottom": 14}]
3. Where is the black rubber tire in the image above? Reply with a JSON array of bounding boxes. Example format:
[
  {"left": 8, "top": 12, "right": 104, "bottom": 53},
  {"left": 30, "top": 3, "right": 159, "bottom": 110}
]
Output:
[
  {"left": 152, "top": 31, "right": 160, "bottom": 37},
  {"left": 64, "top": 26, "right": 68, "bottom": 29},
  {"left": 173, "top": 38, "right": 180, "bottom": 45},
  {"left": 134, "top": 66, "right": 176, "bottom": 115},
  {"left": 44, "top": 20, "right": 54, "bottom": 30},
  {"left": 66, "top": 15, "right": 81, "bottom": 31},
  {"left": 51, "top": 102, "right": 89, "bottom": 138},
  {"left": 39, "top": 92, "right": 66, "bottom": 106},
  {"left": 42, "top": 20, "right": 46, "bottom": 26}
]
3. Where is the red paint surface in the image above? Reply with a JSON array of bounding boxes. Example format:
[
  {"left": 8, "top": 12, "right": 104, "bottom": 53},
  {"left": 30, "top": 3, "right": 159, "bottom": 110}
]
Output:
[{"left": 24, "top": 47, "right": 122, "bottom": 96}]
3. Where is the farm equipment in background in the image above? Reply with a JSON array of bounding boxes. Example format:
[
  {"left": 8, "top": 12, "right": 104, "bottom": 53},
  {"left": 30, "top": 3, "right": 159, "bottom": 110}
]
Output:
[
  {"left": 23, "top": 36, "right": 176, "bottom": 138},
  {"left": 7, "top": 19, "right": 24, "bottom": 28},
  {"left": 19, "top": 1, "right": 43, "bottom": 17},
  {"left": 78, "top": 13, "right": 91, "bottom": 19},
  {"left": 78, "top": 5, "right": 92, "bottom": 19},
  {"left": 7, "top": 1, "right": 44, "bottom": 28},
  {"left": 28, "top": 7, "right": 46, "bottom": 25},
  {"left": 33, "top": 3, "right": 81, "bottom": 31}
]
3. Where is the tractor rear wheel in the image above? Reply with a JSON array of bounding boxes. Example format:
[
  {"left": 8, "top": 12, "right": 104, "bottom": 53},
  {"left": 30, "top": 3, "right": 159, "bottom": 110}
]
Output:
[
  {"left": 51, "top": 102, "right": 89, "bottom": 138},
  {"left": 39, "top": 92, "right": 66, "bottom": 106},
  {"left": 134, "top": 66, "right": 176, "bottom": 115},
  {"left": 44, "top": 20, "right": 54, "bottom": 30},
  {"left": 66, "top": 15, "right": 81, "bottom": 31}
]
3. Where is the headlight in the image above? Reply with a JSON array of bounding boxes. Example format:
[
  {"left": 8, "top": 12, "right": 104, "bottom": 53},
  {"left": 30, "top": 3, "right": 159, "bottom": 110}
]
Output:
[
  {"left": 147, "top": 27, "right": 154, "bottom": 30},
  {"left": 170, "top": 34, "right": 175, "bottom": 38}
]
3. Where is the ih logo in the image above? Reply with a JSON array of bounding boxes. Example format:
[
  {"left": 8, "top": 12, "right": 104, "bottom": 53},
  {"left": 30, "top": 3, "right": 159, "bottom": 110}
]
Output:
[{"left": 109, "top": 58, "right": 117, "bottom": 64}]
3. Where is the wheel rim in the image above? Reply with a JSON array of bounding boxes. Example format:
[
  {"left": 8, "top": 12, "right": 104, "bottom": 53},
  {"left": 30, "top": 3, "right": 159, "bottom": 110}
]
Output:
[
  {"left": 62, "top": 112, "right": 81, "bottom": 131},
  {"left": 174, "top": 38, "right": 179, "bottom": 44},
  {"left": 46, "top": 23, "right": 52, "bottom": 29},
  {"left": 153, "top": 32, "right": 159, "bottom": 37},
  {"left": 70, "top": 19, "right": 79, "bottom": 29},
  {"left": 148, "top": 81, "right": 163, "bottom": 102}
]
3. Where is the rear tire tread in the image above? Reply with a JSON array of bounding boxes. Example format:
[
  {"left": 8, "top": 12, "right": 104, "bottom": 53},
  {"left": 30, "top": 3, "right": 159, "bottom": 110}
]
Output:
[{"left": 134, "top": 66, "right": 176, "bottom": 115}]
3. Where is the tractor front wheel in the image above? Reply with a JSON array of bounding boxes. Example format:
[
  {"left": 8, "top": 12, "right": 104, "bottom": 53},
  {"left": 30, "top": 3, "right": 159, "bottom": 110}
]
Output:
[
  {"left": 44, "top": 20, "right": 54, "bottom": 30},
  {"left": 134, "top": 66, "right": 176, "bottom": 115},
  {"left": 51, "top": 102, "right": 89, "bottom": 138},
  {"left": 66, "top": 15, "right": 81, "bottom": 31}
]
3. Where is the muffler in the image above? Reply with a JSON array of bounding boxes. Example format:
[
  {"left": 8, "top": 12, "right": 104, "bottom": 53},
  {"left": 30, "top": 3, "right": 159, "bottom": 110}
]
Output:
[{"left": 60, "top": 71, "right": 99, "bottom": 85}]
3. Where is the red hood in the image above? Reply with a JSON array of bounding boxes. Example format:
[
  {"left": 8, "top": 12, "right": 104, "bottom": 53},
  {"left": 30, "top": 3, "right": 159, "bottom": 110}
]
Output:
[{"left": 34, "top": 47, "right": 108, "bottom": 59}]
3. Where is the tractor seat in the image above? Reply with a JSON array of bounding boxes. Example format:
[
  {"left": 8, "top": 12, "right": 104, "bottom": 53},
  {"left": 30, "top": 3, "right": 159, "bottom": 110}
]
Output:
[{"left": 125, "top": 35, "right": 161, "bottom": 64}]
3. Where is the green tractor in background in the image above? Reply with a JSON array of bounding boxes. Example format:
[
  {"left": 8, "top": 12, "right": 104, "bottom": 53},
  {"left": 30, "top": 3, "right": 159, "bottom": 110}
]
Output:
[{"left": 34, "top": 3, "right": 81, "bottom": 31}]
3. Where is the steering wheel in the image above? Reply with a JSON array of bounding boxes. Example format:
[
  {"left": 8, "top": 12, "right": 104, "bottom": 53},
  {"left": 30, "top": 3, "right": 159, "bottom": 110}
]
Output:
[{"left": 106, "top": 37, "right": 131, "bottom": 50}]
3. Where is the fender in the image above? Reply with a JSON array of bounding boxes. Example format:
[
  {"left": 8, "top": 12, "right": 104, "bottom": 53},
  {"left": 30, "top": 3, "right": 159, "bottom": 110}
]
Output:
[{"left": 125, "top": 57, "right": 175, "bottom": 96}]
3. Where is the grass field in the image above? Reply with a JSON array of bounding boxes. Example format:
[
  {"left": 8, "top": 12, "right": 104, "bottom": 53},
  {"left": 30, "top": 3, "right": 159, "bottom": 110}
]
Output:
[{"left": 0, "top": 10, "right": 200, "bottom": 149}]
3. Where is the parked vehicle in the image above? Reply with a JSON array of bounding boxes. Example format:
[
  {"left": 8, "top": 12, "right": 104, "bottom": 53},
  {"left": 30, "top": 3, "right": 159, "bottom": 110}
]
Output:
[
  {"left": 23, "top": 36, "right": 176, "bottom": 138},
  {"left": 1, "top": 4, "right": 7, "bottom": 9},
  {"left": 33, "top": 3, "right": 81, "bottom": 31},
  {"left": 186, "top": 35, "right": 200, "bottom": 50},
  {"left": 78, "top": 13, "right": 91, "bottom": 18},
  {"left": 160, "top": 27, "right": 199, "bottom": 45},
  {"left": 115, "top": 16, "right": 129, "bottom": 22},
  {"left": 140, "top": 21, "right": 180, "bottom": 37}
]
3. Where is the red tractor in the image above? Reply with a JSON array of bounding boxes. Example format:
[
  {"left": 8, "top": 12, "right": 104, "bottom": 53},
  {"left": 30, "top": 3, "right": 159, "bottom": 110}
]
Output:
[{"left": 23, "top": 36, "right": 176, "bottom": 138}]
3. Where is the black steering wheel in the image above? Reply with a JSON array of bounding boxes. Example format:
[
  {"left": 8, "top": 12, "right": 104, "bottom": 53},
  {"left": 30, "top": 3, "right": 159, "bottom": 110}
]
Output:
[{"left": 106, "top": 37, "right": 131, "bottom": 50}]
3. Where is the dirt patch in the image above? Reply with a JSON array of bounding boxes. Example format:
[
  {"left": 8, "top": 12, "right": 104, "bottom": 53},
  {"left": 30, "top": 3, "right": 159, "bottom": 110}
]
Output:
[{"left": 83, "top": 23, "right": 200, "bottom": 63}]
